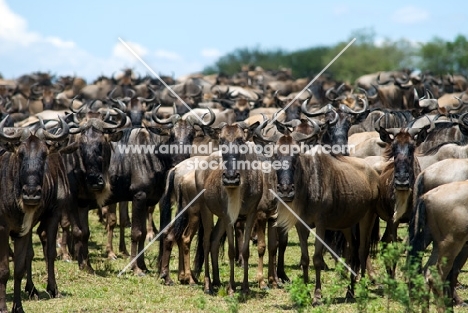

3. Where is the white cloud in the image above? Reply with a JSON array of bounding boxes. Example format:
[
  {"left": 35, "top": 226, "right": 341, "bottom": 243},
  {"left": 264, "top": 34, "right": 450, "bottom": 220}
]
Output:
[
  {"left": 0, "top": 0, "right": 207, "bottom": 80},
  {"left": 155, "top": 49, "right": 181, "bottom": 61},
  {"left": 201, "top": 48, "right": 222, "bottom": 58},
  {"left": 112, "top": 41, "right": 148, "bottom": 62},
  {"left": 392, "top": 5, "right": 429, "bottom": 25}
]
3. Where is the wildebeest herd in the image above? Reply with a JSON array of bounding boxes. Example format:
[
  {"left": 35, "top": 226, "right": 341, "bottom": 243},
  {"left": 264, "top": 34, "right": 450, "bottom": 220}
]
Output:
[{"left": 1, "top": 68, "right": 468, "bottom": 312}]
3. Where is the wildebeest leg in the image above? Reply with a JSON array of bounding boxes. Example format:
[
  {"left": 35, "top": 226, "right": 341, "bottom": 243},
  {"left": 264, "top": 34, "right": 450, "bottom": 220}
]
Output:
[
  {"left": 241, "top": 212, "right": 256, "bottom": 294},
  {"left": 159, "top": 225, "right": 175, "bottom": 285},
  {"left": 210, "top": 218, "right": 224, "bottom": 289},
  {"left": 296, "top": 223, "right": 310, "bottom": 284},
  {"left": 58, "top": 212, "right": 72, "bottom": 262},
  {"left": 432, "top": 239, "right": 464, "bottom": 312},
  {"left": 451, "top": 244, "right": 468, "bottom": 306},
  {"left": 358, "top": 212, "right": 376, "bottom": 281},
  {"left": 234, "top": 219, "right": 244, "bottom": 267},
  {"left": 267, "top": 219, "right": 280, "bottom": 288},
  {"left": 225, "top": 220, "right": 236, "bottom": 296},
  {"left": 312, "top": 226, "right": 326, "bottom": 306},
  {"left": 24, "top": 233, "right": 38, "bottom": 300},
  {"left": 39, "top": 213, "right": 61, "bottom": 298},
  {"left": 118, "top": 202, "right": 129, "bottom": 256},
  {"left": 180, "top": 210, "right": 200, "bottom": 286},
  {"left": 201, "top": 209, "right": 214, "bottom": 294},
  {"left": 12, "top": 234, "right": 29, "bottom": 313},
  {"left": 341, "top": 228, "right": 358, "bottom": 299},
  {"left": 0, "top": 226, "right": 9, "bottom": 313},
  {"left": 74, "top": 205, "right": 94, "bottom": 274},
  {"left": 277, "top": 228, "right": 289, "bottom": 283},
  {"left": 105, "top": 203, "right": 118, "bottom": 260},
  {"left": 130, "top": 191, "right": 148, "bottom": 275},
  {"left": 146, "top": 205, "right": 157, "bottom": 241},
  {"left": 255, "top": 214, "right": 267, "bottom": 289}
]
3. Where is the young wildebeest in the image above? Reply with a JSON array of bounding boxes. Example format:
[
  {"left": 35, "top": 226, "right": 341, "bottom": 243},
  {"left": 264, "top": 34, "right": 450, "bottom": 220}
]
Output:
[
  {"left": 255, "top": 120, "right": 379, "bottom": 305},
  {"left": 376, "top": 124, "right": 431, "bottom": 277},
  {"left": 196, "top": 122, "right": 264, "bottom": 295},
  {"left": 0, "top": 117, "right": 73, "bottom": 313},
  {"left": 409, "top": 181, "right": 468, "bottom": 313}
]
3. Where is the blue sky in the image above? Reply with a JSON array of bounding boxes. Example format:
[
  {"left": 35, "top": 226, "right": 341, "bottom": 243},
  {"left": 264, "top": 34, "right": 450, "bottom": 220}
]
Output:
[{"left": 1, "top": 0, "right": 467, "bottom": 80}]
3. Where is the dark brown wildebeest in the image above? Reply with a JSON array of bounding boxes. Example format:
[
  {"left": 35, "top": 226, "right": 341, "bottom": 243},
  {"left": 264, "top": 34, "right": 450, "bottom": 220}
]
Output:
[
  {"left": 255, "top": 120, "right": 379, "bottom": 305},
  {"left": 409, "top": 180, "right": 468, "bottom": 313},
  {"left": 0, "top": 117, "right": 73, "bottom": 313},
  {"left": 104, "top": 106, "right": 215, "bottom": 275},
  {"left": 63, "top": 109, "right": 127, "bottom": 272},
  {"left": 375, "top": 124, "right": 431, "bottom": 277}
]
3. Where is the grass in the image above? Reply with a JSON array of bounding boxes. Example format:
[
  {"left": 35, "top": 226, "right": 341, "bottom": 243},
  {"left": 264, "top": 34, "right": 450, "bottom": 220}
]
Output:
[{"left": 6, "top": 208, "right": 468, "bottom": 313}]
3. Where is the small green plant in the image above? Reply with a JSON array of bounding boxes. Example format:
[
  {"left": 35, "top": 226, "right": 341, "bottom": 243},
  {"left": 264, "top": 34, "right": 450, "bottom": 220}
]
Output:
[
  {"left": 356, "top": 276, "right": 370, "bottom": 313},
  {"left": 225, "top": 294, "right": 240, "bottom": 313},
  {"left": 286, "top": 278, "right": 313, "bottom": 312},
  {"left": 196, "top": 295, "right": 207, "bottom": 310}
]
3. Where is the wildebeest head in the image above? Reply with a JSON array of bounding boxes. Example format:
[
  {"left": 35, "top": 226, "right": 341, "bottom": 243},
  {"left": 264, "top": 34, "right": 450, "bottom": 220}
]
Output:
[
  {"left": 378, "top": 125, "right": 431, "bottom": 190},
  {"left": 302, "top": 96, "right": 369, "bottom": 155},
  {"left": 148, "top": 105, "right": 216, "bottom": 166},
  {"left": 108, "top": 86, "right": 156, "bottom": 127},
  {"left": 254, "top": 119, "right": 320, "bottom": 201},
  {"left": 274, "top": 90, "right": 312, "bottom": 122},
  {"left": 70, "top": 110, "right": 126, "bottom": 199},
  {"left": 29, "top": 81, "right": 64, "bottom": 110},
  {"left": 205, "top": 122, "right": 259, "bottom": 187},
  {"left": 0, "top": 116, "right": 70, "bottom": 208},
  {"left": 170, "top": 84, "right": 203, "bottom": 115}
]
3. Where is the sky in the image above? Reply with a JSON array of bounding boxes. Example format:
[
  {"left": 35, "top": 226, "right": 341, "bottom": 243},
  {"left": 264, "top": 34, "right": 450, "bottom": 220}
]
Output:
[{"left": 0, "top": 0, "right": 467, "bottom": 81}]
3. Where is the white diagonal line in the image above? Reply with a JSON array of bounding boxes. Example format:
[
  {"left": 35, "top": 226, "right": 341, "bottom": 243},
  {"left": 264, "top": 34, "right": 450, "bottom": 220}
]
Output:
[
  {"left": 269, "top": 189, "right": 357, "bottom": 277},
  {"left": 117, "top": 37, "right": 204, "bottom": 124},
  {"left": 118, "top": 188, "right": 206, "bottom": 277},
  {"left": 270, "top": 38, "right": 356, "bottom": 124}
]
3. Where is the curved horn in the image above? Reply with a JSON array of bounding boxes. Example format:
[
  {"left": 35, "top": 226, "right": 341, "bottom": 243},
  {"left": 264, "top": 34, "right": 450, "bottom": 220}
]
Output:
[
  {"left": 395, "top": 73, "right": 410, "bottom": 85},
  {"left": 327, "top": 109, "right": 339, "bottom": 125},
  {"left": 53, "top": 83, "right": 65, "bottom": 94},
  {"left": 0, "top": 115, "right": 24, "bottom": 142},
  {"left": 194, "top": 107, "right": 216, "bottom": 126},
  {"left": 102, "top": 108, "right": 127, "bottom": 130},
  {"left": 138, "top": 86, "right": 157, "bottom": 103},
  {"left": 151, "top": 105, "right": 175, "bottom": 124},
  {"left": 338, "top": 91, "right": 369, "bottom": 115},
  {"left": 30, "top": 83, "right": 43, "bottom": 96},
  {"left": 325, "top": 88, "right": 339, "bottom": 101},
  {"left": 254, "top": 119, "right": 281, "bottom": 143},
  {"left": 377, "top": 72, "right": 394, "bottom": 85},
  {"left": 302, "top": 101, "right": 333, "bottom": 117},
  {"left": 39, "top": 116, "right": 70, "bottom": 141},
  {"left": 107, "top": 87, "right": 120, "bottom": 104},
  {"left": 69, "top": 96, "right": 85, "bottom": 113}
]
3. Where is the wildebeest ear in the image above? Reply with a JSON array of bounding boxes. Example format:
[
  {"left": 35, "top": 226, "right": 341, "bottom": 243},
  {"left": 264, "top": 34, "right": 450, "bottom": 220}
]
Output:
[
  {"left": 354, "top": 111, "right": 370, "bottom": 124},
  {"left": 414, "top": 126, "right": 430, "bottom": 146},
  {"left": 377, "top": 127, "right": 394, "bottom": 144},
  {"left": 58, "top": 141, "right": 79, "bottom": 155},
  {"left": 109, "top": 130, "right": 123, "bottom": 142},
  {"left": 244, "top": 121, "right": 260, "bottom": 140},
  {"left": 204, "top": 126, "right": 221, "bottom": 140},
  {"left": 1, "top": 142, "right": 18, "bottom": 153}
]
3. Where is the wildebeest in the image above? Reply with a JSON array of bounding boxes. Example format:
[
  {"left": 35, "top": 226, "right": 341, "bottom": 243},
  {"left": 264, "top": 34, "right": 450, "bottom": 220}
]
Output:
[
  {"left": 194, "top": 122, "right": 264, "bottom": 294},
  {"left": 255, "top": 120, "right": 379, "bottom": 304},
  {"left": 63, "top": 109, "right": 127, "bottom": 272},
  {"left": 376, "top": 124, "right": 431, "bottom": 276},
  {"left": 409, "top": 180, "right": 468, "bottom": 312},
  {"left": 0, "top": 116, "right": 73, "bottom": 313},
  {"left": 103, "top": 106, "right": 215, "bottom": 275}
]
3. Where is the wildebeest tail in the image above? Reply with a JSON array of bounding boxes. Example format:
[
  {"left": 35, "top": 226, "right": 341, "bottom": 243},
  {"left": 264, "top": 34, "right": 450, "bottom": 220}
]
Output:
[
  {"left": 158, "top": 169, "right": 176, "bottom": 268},
  {"left": 193, "top": 217, "right": 204, "bottom": 278},
  {"left": 173, "top": 184, "right": 189, "bottom": 241},
  {"left": 370, "top": 215, "right": 380, "bottom": 257},
  {"left": 408, "top": 196, "right": 427, "bottom": 273},
  {"left": 412, "top": 171, "right": 425, "bottom": 209}
]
